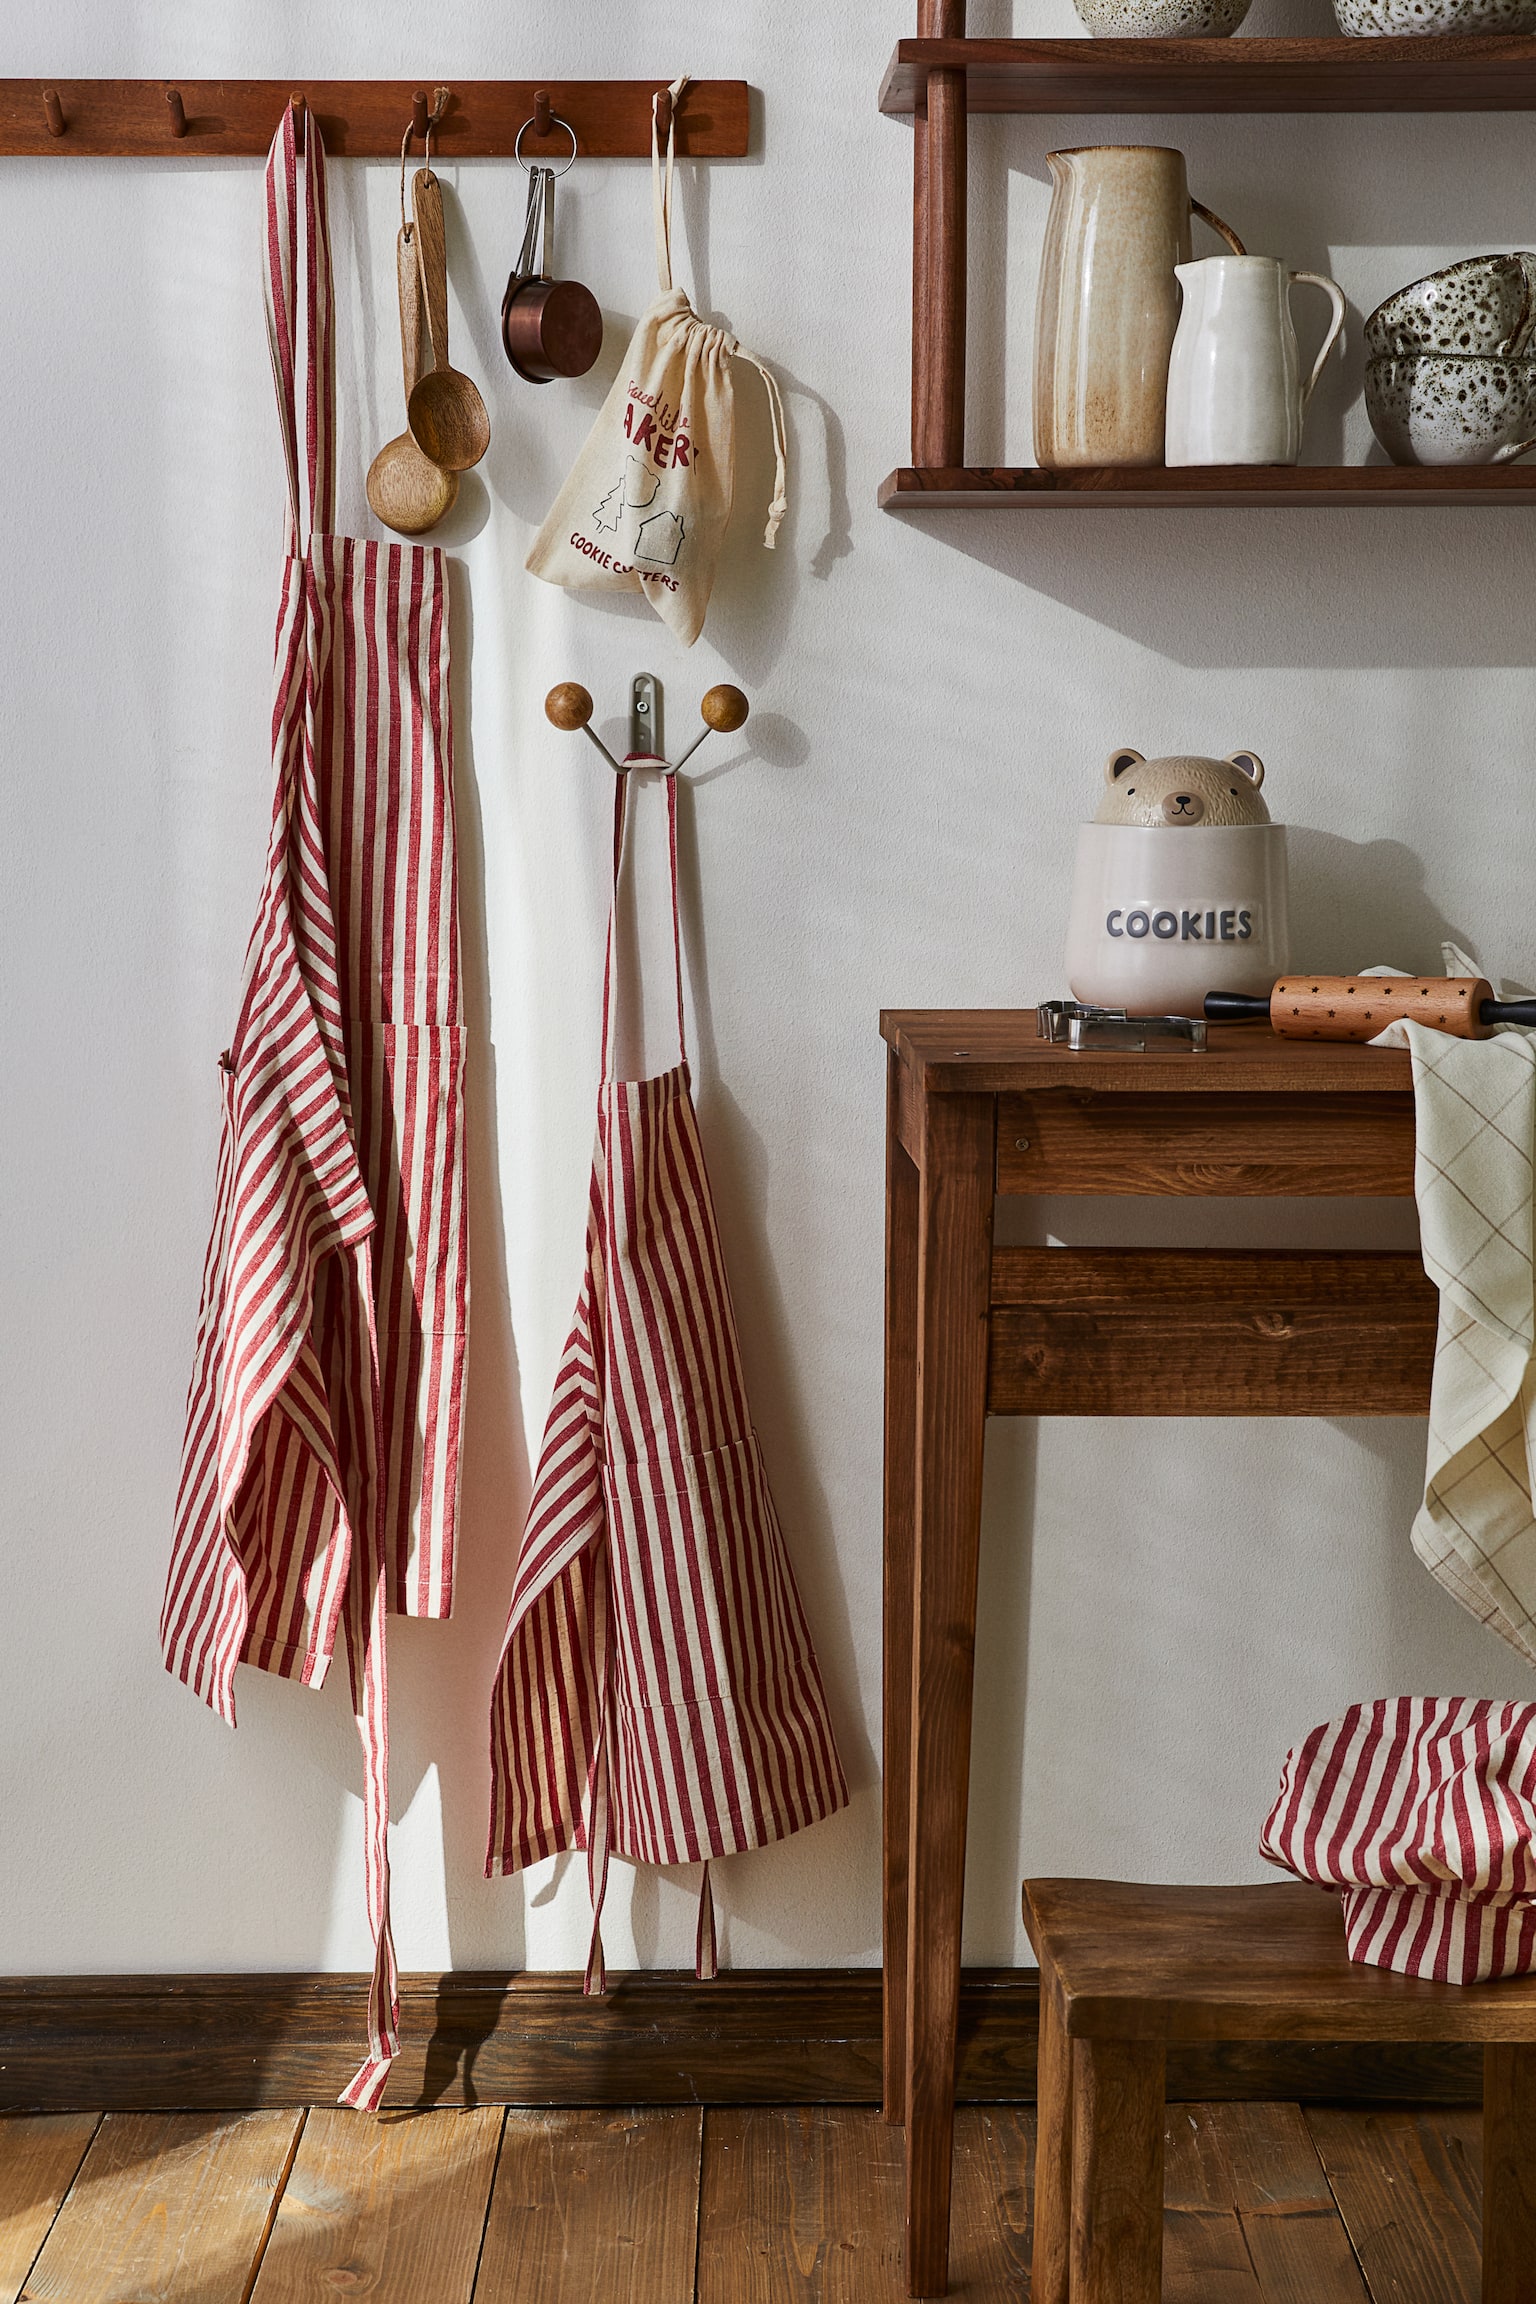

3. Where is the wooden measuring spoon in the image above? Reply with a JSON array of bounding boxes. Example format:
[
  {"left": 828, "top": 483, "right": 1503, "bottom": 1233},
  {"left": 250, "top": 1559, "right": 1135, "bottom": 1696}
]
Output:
[
  {"left": 366, "top": 226, "right": 458, "bottom": 536},
  {"left": 408, "top": 168, "right": 490, "bottom": 472}
]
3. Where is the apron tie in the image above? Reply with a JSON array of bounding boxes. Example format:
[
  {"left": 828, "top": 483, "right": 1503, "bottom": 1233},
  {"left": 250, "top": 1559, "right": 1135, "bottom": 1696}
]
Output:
[
  {"left": 583, "top": 1739, "right": 612, "bottom": 1996},
  {"left": 695, "top": 1862, "right": 718, "bottom": 1981},
  {"left": 337, "top": 1250, "right": 400, "bottom": 2109}
]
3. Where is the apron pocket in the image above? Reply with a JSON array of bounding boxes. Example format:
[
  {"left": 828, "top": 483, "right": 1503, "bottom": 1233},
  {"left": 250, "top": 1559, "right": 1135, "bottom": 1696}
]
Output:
[{"left": 363, "top": 1022, "right": 468, "bottom": 1326}]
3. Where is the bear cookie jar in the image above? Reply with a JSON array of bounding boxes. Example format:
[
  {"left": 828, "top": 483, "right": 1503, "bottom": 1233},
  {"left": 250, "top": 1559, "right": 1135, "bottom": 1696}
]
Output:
[{"left": 1064, "top": 748, "right": 1290, "bottom": 1014}]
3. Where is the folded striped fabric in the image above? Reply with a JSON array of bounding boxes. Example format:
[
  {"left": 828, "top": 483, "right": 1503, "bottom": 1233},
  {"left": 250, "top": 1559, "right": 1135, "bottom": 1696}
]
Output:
[{"left": 1261, "top": 1696, "right": 1536, "bottom": 1984}]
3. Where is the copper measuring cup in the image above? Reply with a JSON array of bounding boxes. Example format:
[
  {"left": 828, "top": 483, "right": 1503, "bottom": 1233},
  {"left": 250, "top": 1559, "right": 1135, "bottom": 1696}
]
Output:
[{"left": 501, "top": 114, "right": 603, "bottom": 384}]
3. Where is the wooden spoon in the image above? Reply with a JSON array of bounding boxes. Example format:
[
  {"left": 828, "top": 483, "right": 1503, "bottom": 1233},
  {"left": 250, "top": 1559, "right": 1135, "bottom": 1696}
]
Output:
[
  {"left": 366, "top": 226, "right": 458, "bottom": 536},
  {"left": 408, "top": 168, "right": 490, "bottom": 472}
]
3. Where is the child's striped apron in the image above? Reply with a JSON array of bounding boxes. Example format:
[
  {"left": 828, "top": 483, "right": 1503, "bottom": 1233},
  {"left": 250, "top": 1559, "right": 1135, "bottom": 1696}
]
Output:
[{"left": 488, "top": 772, "right": 845, "bottom": 1983}]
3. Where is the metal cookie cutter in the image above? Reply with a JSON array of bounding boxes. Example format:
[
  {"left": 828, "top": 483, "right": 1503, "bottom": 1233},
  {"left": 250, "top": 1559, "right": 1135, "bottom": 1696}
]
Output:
[{"left": 1037, "top": 1000, "right": 1207, "bottom": 1053}]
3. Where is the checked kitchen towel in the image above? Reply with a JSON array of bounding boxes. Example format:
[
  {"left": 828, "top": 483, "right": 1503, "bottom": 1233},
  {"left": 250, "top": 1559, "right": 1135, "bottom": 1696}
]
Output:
[{"left": 1373, "top": 947, "right": 1536, "bottom": 1667}]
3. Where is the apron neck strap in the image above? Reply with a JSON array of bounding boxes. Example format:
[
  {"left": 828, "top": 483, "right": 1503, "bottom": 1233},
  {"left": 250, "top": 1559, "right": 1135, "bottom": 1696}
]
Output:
[
  {"left": 263, "top": 101, "right": 336, "bottom": 556},
  {"left": 651, "top": 74, "right": 689, "bottom": 295},
  {"left": 600, "top": 772, "right": 687, "bottom": 1083}
]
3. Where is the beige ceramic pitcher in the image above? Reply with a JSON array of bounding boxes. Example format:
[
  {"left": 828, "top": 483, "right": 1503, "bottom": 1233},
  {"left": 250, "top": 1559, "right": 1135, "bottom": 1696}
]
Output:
[{"left": 1033, "top": 146, "right": 1244, "bottom": 470}]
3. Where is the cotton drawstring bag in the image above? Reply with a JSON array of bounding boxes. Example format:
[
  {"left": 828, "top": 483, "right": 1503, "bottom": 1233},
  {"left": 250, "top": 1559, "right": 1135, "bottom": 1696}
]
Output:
[{"left": 524, "top": 73, "right": 788, "bottom": 647}]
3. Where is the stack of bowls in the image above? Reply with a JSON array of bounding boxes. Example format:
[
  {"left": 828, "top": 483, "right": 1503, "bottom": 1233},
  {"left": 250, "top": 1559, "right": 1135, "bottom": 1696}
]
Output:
[
  {"left": 1074, "top": 0, "right": 1251, "bottom": 32},
  {"left": 1365, "top": 254, "right": 1536, "bottom": 465}
]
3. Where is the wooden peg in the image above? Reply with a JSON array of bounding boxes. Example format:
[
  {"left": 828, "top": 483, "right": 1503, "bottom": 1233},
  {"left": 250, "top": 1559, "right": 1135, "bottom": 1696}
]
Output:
[
  {"left": 165, "top": 88, "right": 186, "bottom": 138},
  {"left": 411, "top": 88, "right": 430, "bottom": 140},
  {"left": 534, "top": 87, "right": 553, "bottom": 138},
  {"left": 290, "top": 93, "right": 305, "bottom": 151},
  {"left": 670, "top": 682, "right": 750, "bottom": 773},
  {"left": 654, "top": 84, "right": 672, "bottom": 144},
  {"left": 546, "top": 683, "right": 594, "bottom": 732},
  {"left": 42, "top": 88, "right": 65, "bottom": 137},
  {"left": 700, "top": 684, "right": 749, "bottom": 734}
]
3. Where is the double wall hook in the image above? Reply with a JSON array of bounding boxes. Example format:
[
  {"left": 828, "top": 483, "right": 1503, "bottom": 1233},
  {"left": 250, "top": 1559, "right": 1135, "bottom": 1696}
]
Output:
[{"left": 546, "top": 679, "right": 749, "bottom": 777}]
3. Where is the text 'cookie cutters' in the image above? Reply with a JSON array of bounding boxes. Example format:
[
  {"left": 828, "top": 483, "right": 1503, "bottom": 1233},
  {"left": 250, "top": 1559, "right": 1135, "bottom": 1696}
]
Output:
[{"left": 545, "top": 675, "right": 750, "bottom": 775}]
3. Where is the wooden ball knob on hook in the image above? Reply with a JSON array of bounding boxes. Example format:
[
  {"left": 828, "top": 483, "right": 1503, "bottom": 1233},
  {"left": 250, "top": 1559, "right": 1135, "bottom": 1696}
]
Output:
[
  {"left": 546, "top": 681, "right": 626, "bottom": 772},
  {"left": 700, "top": 684, "right": 749, "bottom": 734},
  {"left": 545, "top": 682, "right": 594, "bottom": 731}
]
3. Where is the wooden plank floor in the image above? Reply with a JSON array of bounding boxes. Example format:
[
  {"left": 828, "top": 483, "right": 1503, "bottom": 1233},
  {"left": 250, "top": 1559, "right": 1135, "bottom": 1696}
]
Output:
[{"left": 0, "top": 2102, "right": 1482, "bottom": 2301}]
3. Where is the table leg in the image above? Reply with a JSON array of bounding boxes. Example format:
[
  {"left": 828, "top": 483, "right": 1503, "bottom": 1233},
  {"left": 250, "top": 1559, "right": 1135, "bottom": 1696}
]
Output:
[
  {"left": 1483, "top": 2043, "right": 1536, "bottom": 2304},
  {"left": 883, "top": 1052, "right": 920, "bottom": 2124},
  {"left": 1070, "top": 2037, "right": 1165, "bottom": 2304},
  {"left": 904, "top": 1090, "right": 993, "bottom": 2298},
  {"left": 1031, "top": 1967, "right": 1073, "bottom": 2304}
]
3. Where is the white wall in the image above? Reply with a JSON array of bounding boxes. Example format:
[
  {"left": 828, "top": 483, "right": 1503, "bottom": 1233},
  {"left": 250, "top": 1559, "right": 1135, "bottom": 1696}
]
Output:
[{"left": 4, "top": 0, "right": 1535, "bottom": 1981}]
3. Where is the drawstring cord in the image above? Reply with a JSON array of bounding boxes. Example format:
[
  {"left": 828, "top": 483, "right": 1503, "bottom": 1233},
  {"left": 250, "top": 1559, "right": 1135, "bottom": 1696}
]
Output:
[{"left": 740, "top": 353, "right": 789, "bottom": 548}]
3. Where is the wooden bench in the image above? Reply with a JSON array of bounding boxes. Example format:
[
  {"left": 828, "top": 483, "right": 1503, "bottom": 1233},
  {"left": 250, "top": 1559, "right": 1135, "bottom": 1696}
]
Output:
[{"left": 1024, "top": 1877, "right": 1536, "bottom": 2304}]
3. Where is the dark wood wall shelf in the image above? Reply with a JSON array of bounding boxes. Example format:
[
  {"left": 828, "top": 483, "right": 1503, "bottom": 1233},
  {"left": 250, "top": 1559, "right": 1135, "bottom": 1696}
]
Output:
[
  {"left": 887, "top": 19, "right": 1536, "bottom": 510},
  {"left": 881, "top": 464, "right": 1536, "bottom": 510},
  {"left": 880, "top": 34, "right": 1536, "bottom": 115}
]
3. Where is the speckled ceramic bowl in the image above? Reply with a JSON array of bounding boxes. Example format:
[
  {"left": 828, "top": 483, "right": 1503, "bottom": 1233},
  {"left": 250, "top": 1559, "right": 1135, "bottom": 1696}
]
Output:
[
  {"left": 1334, "top": 0, "right": 1536, "bottom": 30},
  {"left": 1074, "top": 0, "right": 1250, "bottom": 31},
  {"left": 1366, "top": 353, "right": 1536, "bottom": 465},
  {"left": 1366, "top": 255, "right": 1536, "bottom": 360}
]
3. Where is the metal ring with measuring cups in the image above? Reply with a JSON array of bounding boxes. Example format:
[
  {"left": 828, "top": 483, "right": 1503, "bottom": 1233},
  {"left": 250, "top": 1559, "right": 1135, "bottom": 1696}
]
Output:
[{"left": 515, "top": 113, "right": 578, "bottom": 176}]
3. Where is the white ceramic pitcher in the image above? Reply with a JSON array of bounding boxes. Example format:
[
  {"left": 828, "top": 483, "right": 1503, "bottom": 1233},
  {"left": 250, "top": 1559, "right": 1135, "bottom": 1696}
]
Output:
[{"left": 1165, "top": 255, "right": 1346, "bottom": 466}]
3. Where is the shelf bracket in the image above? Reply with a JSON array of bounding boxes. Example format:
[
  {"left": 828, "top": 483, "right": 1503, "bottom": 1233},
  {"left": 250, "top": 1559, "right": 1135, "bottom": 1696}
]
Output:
[{"left": 912, "top": 5, "right": 967, "bottom": 471}]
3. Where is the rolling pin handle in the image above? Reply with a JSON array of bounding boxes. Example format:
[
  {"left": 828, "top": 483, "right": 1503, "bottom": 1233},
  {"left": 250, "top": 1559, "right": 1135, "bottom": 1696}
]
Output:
[
  {"left": 1484, "top": 998, "right": 1536, "bottom": 1030},
  {"left": 1204, "top": 991, "right": 1273, "bottom": 1023}
]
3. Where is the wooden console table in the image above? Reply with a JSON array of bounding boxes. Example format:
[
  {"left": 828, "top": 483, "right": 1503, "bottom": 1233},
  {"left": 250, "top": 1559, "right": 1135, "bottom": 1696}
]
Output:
[{"left": 880, "top": 1009, "right": 1438, "bottom": 2298}]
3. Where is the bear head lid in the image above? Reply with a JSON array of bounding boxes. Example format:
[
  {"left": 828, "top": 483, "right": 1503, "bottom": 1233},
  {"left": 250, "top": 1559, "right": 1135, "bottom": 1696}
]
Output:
[{"left": 1094, "top": 749, "right": 1270, "bottom": 829}]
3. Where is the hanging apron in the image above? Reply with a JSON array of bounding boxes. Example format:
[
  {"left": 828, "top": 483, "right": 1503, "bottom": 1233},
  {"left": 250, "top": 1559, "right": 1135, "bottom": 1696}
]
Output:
[
  {"left": 487, "top": 773, "right": 846, "bottom": 1985},
  {"left": 161, "top": 106, "right": 468, "bottom": 2109}
]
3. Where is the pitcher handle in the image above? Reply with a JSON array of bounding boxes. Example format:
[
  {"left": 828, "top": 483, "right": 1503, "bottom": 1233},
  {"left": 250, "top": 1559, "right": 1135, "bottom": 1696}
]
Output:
[
  {"left": 1290, "top": 271, "right": 1347, "bottom": 411},
  {"left": 1190, "top": 198, "right": 1245, "bottom": 256}
]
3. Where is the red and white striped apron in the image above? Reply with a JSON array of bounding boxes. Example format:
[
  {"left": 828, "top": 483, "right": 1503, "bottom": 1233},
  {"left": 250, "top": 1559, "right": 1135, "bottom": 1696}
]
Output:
[
  {"left": 161, "top": 105, "right": 467, "bottom": 2107},
  {"left": 487, "top": 773, "right": 846, "bottom": 1984},
  {"left": 1262, "top": 1697, "right": 1536, "bottom": 1984}
]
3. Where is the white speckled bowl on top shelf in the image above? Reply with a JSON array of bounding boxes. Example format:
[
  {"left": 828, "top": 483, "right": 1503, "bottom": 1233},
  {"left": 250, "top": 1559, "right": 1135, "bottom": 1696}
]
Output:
[
  {"left": 1366, "top": 353, "right": 1536, "bottom": 466},
  {"left": 1366, "top": 256, "right": 1536, "bottom": 361},
  {"left": 1073, "top": 0, "right": 1251, "bottom": 31},
  {"left": 1334, "top": 0, "right": 1536, "bottom": 31}
]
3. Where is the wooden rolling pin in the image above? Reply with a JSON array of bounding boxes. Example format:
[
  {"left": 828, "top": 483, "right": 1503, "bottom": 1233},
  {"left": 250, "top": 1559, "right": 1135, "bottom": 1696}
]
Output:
[{"left": 1205, "top": 976, "right": 1536, "bottom": 1042}]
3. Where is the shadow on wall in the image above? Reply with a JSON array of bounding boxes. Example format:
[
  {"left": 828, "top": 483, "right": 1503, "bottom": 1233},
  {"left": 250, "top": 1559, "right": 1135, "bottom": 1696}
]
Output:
[
  {"left": 1285, "top": 830, "right": 1473, "bottom": 972},
  {"left": 910, "top": 509, "right": 1536, "bottom": 672},
  {"left": 677, "top": 783, "right": 877, "bottom": 1820}
]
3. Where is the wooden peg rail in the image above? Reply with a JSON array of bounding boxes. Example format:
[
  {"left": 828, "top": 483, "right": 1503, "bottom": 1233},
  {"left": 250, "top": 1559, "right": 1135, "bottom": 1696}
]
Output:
[{"left": 0, "top": 79, "right": 747, "bottom": 158}]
